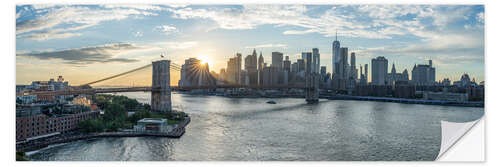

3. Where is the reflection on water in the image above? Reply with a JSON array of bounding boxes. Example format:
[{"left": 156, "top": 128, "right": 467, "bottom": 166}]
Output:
[{"left": 30, "top": 92, "right": 484, "bottom": 161}]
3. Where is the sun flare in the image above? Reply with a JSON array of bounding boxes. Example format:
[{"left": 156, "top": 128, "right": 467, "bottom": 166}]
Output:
[{"left": 197, "top": 55, "right": 212, "bottom": 66}]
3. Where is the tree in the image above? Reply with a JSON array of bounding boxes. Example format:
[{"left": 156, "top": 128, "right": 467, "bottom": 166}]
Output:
[
  {"left": 103, "top": 103, "right": 126, "bottom": 122},
  {"left": 78, "top": 118, "right": 105, "bottom": 133},
  {"left": 127, "top": 110, "right": 152, "bottom": 123}
]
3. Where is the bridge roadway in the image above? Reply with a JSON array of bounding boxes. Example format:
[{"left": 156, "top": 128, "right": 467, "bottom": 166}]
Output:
[{"left": 27, "top": 85, "right": 309, "bottom": 96}]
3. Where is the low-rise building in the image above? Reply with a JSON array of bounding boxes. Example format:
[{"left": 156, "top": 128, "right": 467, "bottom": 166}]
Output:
[
  {"left": 16, "top": 109, "right": 99, "bottom": 142},
  {"left": 16, "top": 95, "right": 37, "bottom": 104},
  {"left": 423, "top": 91, "right": 468, "bottom": 102},
  {"left": 134, "top": 118, "right": 175, "bottom": 133}
]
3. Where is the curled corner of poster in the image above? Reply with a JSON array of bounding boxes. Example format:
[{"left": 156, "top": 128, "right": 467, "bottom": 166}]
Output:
[{"left": 436, "top": 117, "right": 484, "bottom": 161}]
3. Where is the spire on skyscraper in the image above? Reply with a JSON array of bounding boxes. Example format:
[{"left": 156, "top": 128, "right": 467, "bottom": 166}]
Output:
[
  {"left": 391, "top": 63, "right": 396, "bottom": 74},
  {"left": 335, "top": 29, "right": 338, "bottom": 41}
]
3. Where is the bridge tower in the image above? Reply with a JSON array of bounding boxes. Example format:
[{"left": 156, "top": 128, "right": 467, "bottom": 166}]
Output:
[
  {"left": 305, "top": 53, "right": 320, "bottom": 103},
  {"left": 151, "top": 60, "right": 172, "bottom": 113}
]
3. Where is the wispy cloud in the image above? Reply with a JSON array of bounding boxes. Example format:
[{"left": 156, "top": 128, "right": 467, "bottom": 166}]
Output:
[
  {"left": 154, "top": 25, "right": 178, "bottom": 35},
  {"left": 245, "top": 44, "right": 287, "bottom": 49},
  {"left": 357, "top": 32, "right": 484, "bottom": 65},
  {"left": 166, "top": 5, "right": 483, "bottom": 41},
  {"left": 154, "top": 41, "right": 198, "bottom": 50},
  {"left": 16, "top": 43, "right": 148, "bottom": 64},
  {"left": 16, "top": 5, "right": 160, "bottom": 41}
]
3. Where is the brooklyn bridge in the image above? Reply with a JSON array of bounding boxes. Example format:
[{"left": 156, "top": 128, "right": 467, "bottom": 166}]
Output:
[{"left": 27, "top": 57, "right": 321, "bottom": 113}]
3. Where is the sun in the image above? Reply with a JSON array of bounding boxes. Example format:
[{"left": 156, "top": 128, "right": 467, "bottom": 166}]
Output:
[{"left": 197, "top": 55, "right": 213, "bottom": 66}]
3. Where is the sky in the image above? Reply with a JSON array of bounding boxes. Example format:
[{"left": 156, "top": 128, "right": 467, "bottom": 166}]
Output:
[{"left": 16, "top": 4, "right": 485, "bottom": 86}]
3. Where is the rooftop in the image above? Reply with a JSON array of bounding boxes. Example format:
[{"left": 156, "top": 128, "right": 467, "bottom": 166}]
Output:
[{"left": 138, "top": 118, "right": 168, "bottom": 124}]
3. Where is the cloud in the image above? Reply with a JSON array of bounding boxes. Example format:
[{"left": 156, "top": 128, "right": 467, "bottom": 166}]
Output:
[
  {"left": 16, "top": 5, "right": 159, "bottom": 40},
  {"left": 166, "top": 5, "right": 483, "bottom": 41},
  {"left": 154, "top": 25, "right": 178, "bottom": 35},
  {"left": 476, "top": 12, "right": 484, "bottom": 23},
  {"left": 16, "top": 43, "right": 147, "bottom": 64},
  {"left": 101, "top": 4, "right": 164, "bottom": 11},
  {"left": 154, "top": 41, "right": 198, "bottom": 50},
  {"left": 357, "top": 32, "right": 484, "bottom": 65},
  {"left": 17, "top": 31, "right": 82, "bottom": 41},
  {"left": 245, "top": 44, "right": 288, "bottom": 49},
  {"left": 134, "top": 31, "right": 143, "bottom": 37}
]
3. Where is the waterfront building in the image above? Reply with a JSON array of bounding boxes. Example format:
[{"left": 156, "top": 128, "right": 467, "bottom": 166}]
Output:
[
  {"left": 364, "top": 64, "right": 368, "bottom": 80},
  {"left": 179, "top": 58, "right": 216, "bottom": 87},
  {"left": 291, "top": 62, "right": 298, "bottom": 73},
  {"left": 423, "top": 91, "right": 468, "bottom": 102},
  {"left": 458, "top": 73, "right": 472, "bottom": 87},
  {"left": 332, "top": 32, "right": 341, "bottom": 76},
  {"left": 258, "top": 52, "right": 264, "bottom": 86},
  {"left": 297, "top": 59, "right": 305, "bottom": 72},
  {"left": 339, "top": 47, "right": 349, "bottom": 79},
  {"left": 16, "top": 107, "right": 99, "bottom": 142},
  {"left": 30, "top": 76, "right": 69, "bottom": 91},
  {"left": 393, "top": 80, "right": 416, "bottom": 99},
  {"left": 262, "top": 66, "right": 280, "bottom": 86},
  {"left": 346, "top": 52, "right": 357, "bottom": 93},
  {"left": 359, "top": 64, "right": 367, "bottom": 85},
  {"left": 350, "top": 52, "right": 357, "bottom": 80},
  {"left": 244, "top": 49, "right": 258, "bottom": 86},
  {"left": 387, "top": 63, "right": 409, "bottom": 86},
  {"left": 72, "top": 95, "right": 92, "bottom": 107},
  {"left": 312, "top": 48, "right": 320, "bottom": 74},
  {"left": 16, "top": 94, "right": 37, "bottom": 104},
  {"left": 219, "top": 68, "right": 226, "bottom": 82},
  {"left": 442, "top": 78, "right": 451, "bottom": 86},
  {"left": 411, "top": 60, "right": 436, "bottom": 86},
  {"left": 371, "top": 56, "right": 388, "bottom": 85},
  {"left": 134, "top": 118, "right": 175, "bottom": 133},
  {"left": 226, "top": 53, "right": 242, "bottom": 84},
  {"left": 283, "top": 56, "right": 291, "bottom": 72},
  {"left": 271, "top": 52, "right": 284, "bottom": 69}
]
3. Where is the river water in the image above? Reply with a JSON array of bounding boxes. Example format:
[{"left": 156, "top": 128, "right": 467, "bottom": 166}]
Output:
[{"left": 29, "top": 92, "right": 484, "bottom": 161}]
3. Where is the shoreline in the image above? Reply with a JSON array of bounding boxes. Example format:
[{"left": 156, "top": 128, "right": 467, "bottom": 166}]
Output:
[
  {"left": 328, "top": 95, "right": 484, "bottom": 107},
  {"left": 17, "top": 116, "right": 190, "bottom": 153},
  {"left": 174, "top": 91, "right": 484, "bottom": 108}
]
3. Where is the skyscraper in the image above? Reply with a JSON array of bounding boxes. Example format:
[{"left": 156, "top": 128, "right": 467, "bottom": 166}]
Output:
[
  {"left": 359, "top": 64, "right": 367, "bottom": 85},
  {"left": 387, "top": 63, "right": 409, "bottom": 86},
  {"left": 411, "top": 60, "right": 436, "bottom": 85},
  {"left": 226, "top": 53, "right": 242, "bottom": 84},
  {"left": 244, "top": 49, "right": 258, "bottom": 85},
  {"left": 332, "top": 31, "right": 340, "bottom": 76},
  {"left": 283, "top": 56, "right": 291, "bottom": 72},
  {"left": 245, "top": 49, "right": 257, "bottom": 71},
  {"left": 271, "top": 52, "right": 284, "bottom": 69},
  {"left": 179, "top": 58, "right": 215, "bottom": 87},
  {"left": 312, "top": 48, "right": 320, "bottom": 74},
  {"left": 258, "top": 52, "right": 264, "bottom": 86},
  {"left": 371, "top": 56, "right": 388, "bottom": 85},
  {"left": 340, "top": 47, "right": 349, "bottom": 79},
  {"left": 350, "top": 52, "right": 357, "bottom": 79}
]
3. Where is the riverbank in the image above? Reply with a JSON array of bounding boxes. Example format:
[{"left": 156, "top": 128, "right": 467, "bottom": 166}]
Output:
[
  {"left": 329, "top": 95, "right": 484, "bottom": 107},
  {"left": 175, "top": 91, "right": 484, "bottom": 107},
  {"left": 17, "top": 116, "right": 190, "bottom": 153}
]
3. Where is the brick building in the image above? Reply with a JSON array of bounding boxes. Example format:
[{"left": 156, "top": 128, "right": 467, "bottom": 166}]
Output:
[{"left": 16, "top": 111, "right": 99, "bottom": 142}]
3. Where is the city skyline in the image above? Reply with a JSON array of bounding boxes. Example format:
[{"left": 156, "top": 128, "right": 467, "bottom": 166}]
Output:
[{"left": 16, "top": 4, "right": 485, "bottom": 86}]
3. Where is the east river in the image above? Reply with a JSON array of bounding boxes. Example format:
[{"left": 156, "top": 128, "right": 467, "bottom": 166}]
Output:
[{"left": 29, "top": 92, "right": 484, "bottom": 161}]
